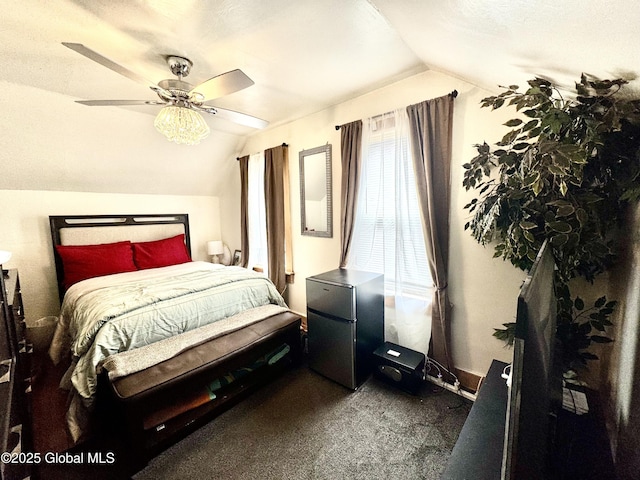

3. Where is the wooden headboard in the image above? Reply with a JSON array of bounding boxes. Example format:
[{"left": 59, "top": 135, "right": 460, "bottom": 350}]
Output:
[{"left": 49, "top": 214, "right": 191, "bottom": 300}]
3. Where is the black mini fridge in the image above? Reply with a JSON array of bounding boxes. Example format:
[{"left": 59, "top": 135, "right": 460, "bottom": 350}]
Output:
[{"left": 306, "top": 269, "right": 384, "bottom": 389}]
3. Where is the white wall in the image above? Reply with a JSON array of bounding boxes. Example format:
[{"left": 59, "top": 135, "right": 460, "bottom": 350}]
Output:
[
  {"left": 0, "top": 190, "right": 221, "bottom": 325},
  {"left": 220, "top": 70, "right": 527, "bottom": 376}
]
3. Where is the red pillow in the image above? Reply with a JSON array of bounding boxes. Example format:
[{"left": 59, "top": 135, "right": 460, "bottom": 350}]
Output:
[
  {"left": 132, "top": 234, "right": 191, "bottom": 270},
  {"left": 56, "top": 241, "right": 137, "bottom": 290}
]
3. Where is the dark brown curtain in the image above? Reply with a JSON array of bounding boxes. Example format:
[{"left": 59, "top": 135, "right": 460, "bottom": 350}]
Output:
[
  {"left": 238, "top": 155, "right": 250, "bottom": 268},
  {"left": 264, "top": 144, "right": 294, "bottom": 292},
  {"left": 406, "top": 93, "right": 455, "bottom": 372},
  {"left": 338, "top": 120, "right": 363, "bottom": 268}
]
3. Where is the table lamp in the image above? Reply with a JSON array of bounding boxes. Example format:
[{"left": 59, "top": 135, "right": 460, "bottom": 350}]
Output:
[{"left": 207, "top": 241, "right": 224, "bottom": 264}]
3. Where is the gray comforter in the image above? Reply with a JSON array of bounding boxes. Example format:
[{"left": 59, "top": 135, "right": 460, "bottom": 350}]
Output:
[{"left": 50, "top": 262, "right": 286, "bottom": 403}]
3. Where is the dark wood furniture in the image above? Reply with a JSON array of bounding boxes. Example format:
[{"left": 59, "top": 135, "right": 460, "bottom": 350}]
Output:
[
  {"left": 442, "top": 359, "right": 615, "bottom": 480},
  {"left": 48, "top": 214, "right": 303, "bottom": 474},
  {"left": 0, "top": 270, "right": 33, "bottom": 480},
  {"left": 441, "top": 360, "right": 509, "bottom": 480},
  {"left": 102, "top": 311, "right": 302, "bottom": 470}
]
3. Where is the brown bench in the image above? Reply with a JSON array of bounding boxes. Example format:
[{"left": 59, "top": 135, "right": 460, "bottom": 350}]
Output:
[{"left": 98, "top": 311, "right": 302, "bottom": 470}]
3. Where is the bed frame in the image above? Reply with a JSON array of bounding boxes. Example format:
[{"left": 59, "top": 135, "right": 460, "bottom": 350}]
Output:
[{"left": 49, "top": 214, "right": 302, "bottom": 473}]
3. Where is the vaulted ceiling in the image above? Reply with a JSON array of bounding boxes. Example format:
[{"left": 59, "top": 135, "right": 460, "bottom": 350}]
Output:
[{"left": 2, "top": 0, "right": 638, "bottom": 195}]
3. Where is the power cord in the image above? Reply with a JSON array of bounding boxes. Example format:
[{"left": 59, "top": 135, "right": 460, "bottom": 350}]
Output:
[
  {"left": 423, "top": 356, "right": 474, "bottom": 410},
  {"left": 501, "top": 364, "right": 512, "bottom": 388},
  {"left": 425, "top": 356, "right": 462, "bottom": 392}
]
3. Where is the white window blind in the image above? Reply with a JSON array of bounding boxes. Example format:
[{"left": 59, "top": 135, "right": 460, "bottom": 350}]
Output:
[
  {"left": 348, "top": 111, "right": 432, "bottom": 298},
  {"left": 348, "top": 109, "right": 433, "bottom": 355}
]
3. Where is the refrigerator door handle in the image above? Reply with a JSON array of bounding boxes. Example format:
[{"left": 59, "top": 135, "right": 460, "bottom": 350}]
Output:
[{"left": 307, "top": 307, "right": 355, "bottom": 323}]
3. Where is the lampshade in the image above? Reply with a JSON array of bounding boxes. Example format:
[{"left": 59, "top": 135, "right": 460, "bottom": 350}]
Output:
[
  {"left": 0, "top": 250, "right": 11, "bottom": 264},
  {"left": 154, "top": 105, "right": 210, "bottom": 145},
  {"left": 207, "top": 241, "right": 224, "bottom": 256}
]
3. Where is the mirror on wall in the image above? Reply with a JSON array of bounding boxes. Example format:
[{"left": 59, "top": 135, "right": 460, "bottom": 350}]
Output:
[{"left": 299, "top": 144, "right": 332, "bottom": 237}]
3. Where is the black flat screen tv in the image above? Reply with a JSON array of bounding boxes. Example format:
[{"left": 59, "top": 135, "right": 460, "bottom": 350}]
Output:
[{"left": 501, "top": 240, "right": 563, "bottom": 479}]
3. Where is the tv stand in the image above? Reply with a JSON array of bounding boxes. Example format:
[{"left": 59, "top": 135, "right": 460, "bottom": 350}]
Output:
[
  {"left": 442, "top": 359, "right": 615, "bottom": 479},
  {"left": 441, "top": 360, "right": 508, "bottom": 479}
]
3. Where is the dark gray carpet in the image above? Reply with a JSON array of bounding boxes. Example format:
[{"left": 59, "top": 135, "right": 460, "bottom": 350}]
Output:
[{"left": 132, "top": 364, "right": 471, "bottom": 480}]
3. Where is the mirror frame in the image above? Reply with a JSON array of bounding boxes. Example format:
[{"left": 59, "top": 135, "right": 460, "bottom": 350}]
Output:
[{"left": 299, "top": 144, "right": 333, "bottom": 238}]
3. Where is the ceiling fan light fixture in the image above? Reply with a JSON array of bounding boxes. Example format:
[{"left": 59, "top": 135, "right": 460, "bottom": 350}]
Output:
[{"left": 154, "top": 105, "right": 210, "bottom": 145}]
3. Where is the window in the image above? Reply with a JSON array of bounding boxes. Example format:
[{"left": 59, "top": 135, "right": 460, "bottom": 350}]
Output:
[
  {"left": 348, "top": 110, "right": 433, "bottom": 354},
  {"left": 349, "top": 110, "right": 432, "bottom": 297},
  {"left": 246, "top": 152, "right": 269, "bottom": 276}
]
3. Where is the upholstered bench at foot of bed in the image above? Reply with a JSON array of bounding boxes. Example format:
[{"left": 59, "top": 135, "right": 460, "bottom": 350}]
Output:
[{"left": 99, "top": 311, "right": 302, "bottom": 468}]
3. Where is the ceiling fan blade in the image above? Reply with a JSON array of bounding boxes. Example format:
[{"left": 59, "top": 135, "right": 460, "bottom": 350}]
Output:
[
  {"left": 62, "top": 42, "right": 156, "bottom": 86},
  {"left": 76, "top": 100, "right": 167, "bottom": 106},
  {"left": 198, "top": 105, "right": 268, "bottom": 129},
  {"left": 189, "top": 69, "right": 254, "bottom": 102}
]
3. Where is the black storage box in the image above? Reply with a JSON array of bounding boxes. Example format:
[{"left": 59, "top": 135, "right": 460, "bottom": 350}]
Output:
[{"left": 373, "top": 342, "right": 425, "bottom": 394}]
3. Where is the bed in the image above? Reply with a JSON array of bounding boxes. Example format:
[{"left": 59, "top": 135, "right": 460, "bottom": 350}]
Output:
[{"left": 47, "top": 214, "right": 302, "bottom": 468}]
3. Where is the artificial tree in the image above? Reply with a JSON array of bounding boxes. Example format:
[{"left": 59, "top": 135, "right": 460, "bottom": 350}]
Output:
[{"left": 462, "top": 74, "right": 640, "bottom": 371}]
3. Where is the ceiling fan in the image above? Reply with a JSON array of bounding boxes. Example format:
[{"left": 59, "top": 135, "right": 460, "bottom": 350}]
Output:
[{"left": 63, "top": 42, "right": 268, "bottom": 140}]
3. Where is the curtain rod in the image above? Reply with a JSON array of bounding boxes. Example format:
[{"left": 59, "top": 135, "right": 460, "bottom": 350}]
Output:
[
  {"left": 335, "top": 90, "right": 458, "bottom": 130},
  {"left": 236, "top": 143, "right": 288, "bottom": 160}
]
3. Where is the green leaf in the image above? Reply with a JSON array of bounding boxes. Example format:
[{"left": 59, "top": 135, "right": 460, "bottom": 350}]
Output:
[
  {"left": 550, "top": 234, "right": 568, "bottom": 247},
  {"left": 576, "top": 208, "right": 588, "bottom": 225},
  {"left": 500, "top": 130, "right": 519, "bottom": 145},
  {"left": 574, "top": 297, "right": 585, "bottom": 310},
  {"left": 528, "top": 127, "right": 542, "bottom": 138},
  {"left": 570, "top": 153, "right": 588, "bottom": 166},
  {"left": 595, "top": 296, "right": 607, "bottom": 308},
  {"left": 493, "top": 322, "right": 516, "bottom": 346},
  {"left": 547, "top": 199, "right": 572, "bottom": 207},
  {"left": 532, "top": 179, "right": 543, "bottom": 196},
  {"left": 556, "top": 205, "right": 575, "bottom": 217},
  {"left": 553, "top": 152, "right": 571, "bottom": 168},
  {"left": 559, "top": 180, "right": 568, "bottom": 196},
  {"left": 499, "top": 151, "right": 519, "bottom": 167},
  {"left": 524, "top": 172, "right": 540, "bottom": 187},
  {"left": 565, "top": 233, "right": 580, "bottom": 249},
  {"left": 579, "top": 322, "right": 592, "bottom": 335},
  {"left": 549, "top": 221, "right": 572, "bottom": 233},
  {"left": 480, "top": 142, "right": 493, "bottom": 154},
  {"left": 548, "top": 165, "right": 566, "bottom": 176},
  {"left": 520, "top": 221, "right": 537, "bottom": 230},
  {"left": 504, "top": 119, "right": 523, "bottom": 127},
  {"left": 590, "top": 335, "right": 613, "bottom": 344}
]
